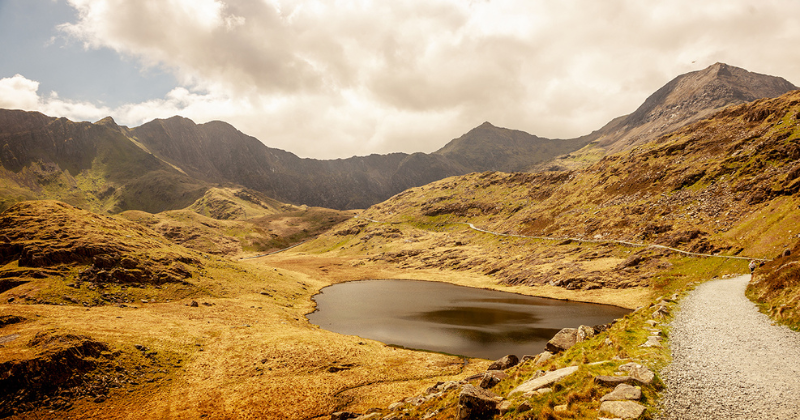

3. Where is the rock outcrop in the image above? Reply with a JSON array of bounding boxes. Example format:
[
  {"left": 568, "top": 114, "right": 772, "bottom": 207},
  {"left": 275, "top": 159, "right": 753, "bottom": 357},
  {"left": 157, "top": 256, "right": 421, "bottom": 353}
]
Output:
[
  {"left": 508, "top": 365, "right": 580, "bottom": 396},
  {"left": 456, "top": 385, "right": 501, "bottom": 419}
]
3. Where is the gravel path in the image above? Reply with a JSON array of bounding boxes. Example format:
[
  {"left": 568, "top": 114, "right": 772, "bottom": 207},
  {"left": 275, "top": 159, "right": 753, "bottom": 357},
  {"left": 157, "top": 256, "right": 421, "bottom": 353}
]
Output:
[{"left": 659, "top": 275, "right": 800, "bottom": 419}]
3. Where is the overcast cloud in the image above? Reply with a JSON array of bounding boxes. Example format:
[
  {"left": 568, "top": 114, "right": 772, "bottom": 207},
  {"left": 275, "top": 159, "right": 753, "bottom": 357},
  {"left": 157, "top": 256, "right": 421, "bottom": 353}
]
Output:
[{"left": 2, "top": 0, "right": 800, "bottom": 158}]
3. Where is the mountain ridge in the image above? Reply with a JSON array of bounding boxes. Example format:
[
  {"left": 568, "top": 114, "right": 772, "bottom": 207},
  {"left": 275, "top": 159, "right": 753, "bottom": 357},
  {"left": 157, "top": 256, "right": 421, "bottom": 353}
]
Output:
[
  {"left": 0, "top": 62, "right": 796, "bottom": 211},
  {"left": 547, "top": 62, "right": 798, "bottom": 169}
]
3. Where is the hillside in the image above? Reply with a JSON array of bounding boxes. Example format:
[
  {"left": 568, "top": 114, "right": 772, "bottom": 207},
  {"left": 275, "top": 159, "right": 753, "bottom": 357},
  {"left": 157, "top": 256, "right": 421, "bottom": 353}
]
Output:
[
  {"left": 1, "top": 64, "right": 795, "bottom": 212},
  {"left": 130, "top": 117, "right": 582, "bottom": 209},
  {"left": 0, "top": 110, "right": 209, "bottom": 214},
  {"left": 0, "top": 200, "right": 486, "bottom": 418},
  {"left": 434, "top": 122, "right": 590, "bottom": 172},
  {"left": 3, "top": 87, "right": 800, "bottom": 420},
  {"left": 263, "top": 87, "right": 800, "bottom": 420},
  {"left": 120, "top": 187, "right": 356, "bottom": 257},
  {"left": 312, "top": 90, "right": 800, "bottom": 290},
  {"left": 546, "top": 63, "right": 798, "bottom": 169}
]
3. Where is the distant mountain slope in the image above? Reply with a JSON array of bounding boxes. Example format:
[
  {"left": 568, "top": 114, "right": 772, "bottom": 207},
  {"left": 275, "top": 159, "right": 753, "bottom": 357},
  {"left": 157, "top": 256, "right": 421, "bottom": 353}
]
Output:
[
  {"left": 1, "top": 63, "right": 796, "bottom": 211},
  {"left": 547, "top": 63, "right": 798, "bottom": 169},
  {"left": 129, "top": 117, "right": 582, "bottom": 209},
  {"left": 434, "top": 122, "right": 590, "bottom": 172},
  {"left": 346, "top": 89, "right": 800, "bottom": 275},
  {"left": 0, "top": 110, "right": 208, "bottom": 213}
]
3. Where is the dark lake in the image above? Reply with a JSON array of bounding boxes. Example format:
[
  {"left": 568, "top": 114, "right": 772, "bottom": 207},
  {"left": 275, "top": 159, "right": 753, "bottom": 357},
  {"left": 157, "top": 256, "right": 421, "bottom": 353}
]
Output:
[{"left": 307, "top": 280, "right": 630, "bottom": 360}]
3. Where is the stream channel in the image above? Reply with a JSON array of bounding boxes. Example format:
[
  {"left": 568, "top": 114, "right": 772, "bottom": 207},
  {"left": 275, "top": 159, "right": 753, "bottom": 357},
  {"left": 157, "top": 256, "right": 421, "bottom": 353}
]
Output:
[{"left": 307, "top": 279, "right": 630, "bottom": 360}]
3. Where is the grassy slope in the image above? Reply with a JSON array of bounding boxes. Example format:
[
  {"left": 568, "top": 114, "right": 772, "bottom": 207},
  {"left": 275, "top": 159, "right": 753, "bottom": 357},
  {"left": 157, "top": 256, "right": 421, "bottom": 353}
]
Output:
[
  {"left": 284, "top": 90, "right": 800, "bottom": 419},
  {"left": 120, "top": 187, "right": 357, "bottom": 258},
  {"left": 747, "top": 241, "right": 800, "bottom": 331},
  {"left": 0, "top": 201, "right": 484, "bottom": 420},
  {"left": 2, "top": 91, "right": 800, "bottom": 419}
]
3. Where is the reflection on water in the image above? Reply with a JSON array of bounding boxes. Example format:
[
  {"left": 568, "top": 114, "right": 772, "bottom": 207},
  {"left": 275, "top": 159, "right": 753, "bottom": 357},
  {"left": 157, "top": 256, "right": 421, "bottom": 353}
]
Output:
[
  {"left": 307, "top": 279, "right": 630, "bottom": 360},
  {"left": 409, "top": 306, "right": 542, "bottom": 326},
  {"left": 446, "top": 326, "right": 565, "bottom": 344}
]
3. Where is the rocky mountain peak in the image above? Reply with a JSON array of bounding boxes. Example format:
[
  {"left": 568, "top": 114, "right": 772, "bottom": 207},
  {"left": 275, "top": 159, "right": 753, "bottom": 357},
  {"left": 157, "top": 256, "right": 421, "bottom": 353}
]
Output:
[
  {"left": 95, "top": 116, "right": 118, "bottom": 128},
  {"left": 583, "top": 62, "right": 797, "bottom": 155}
]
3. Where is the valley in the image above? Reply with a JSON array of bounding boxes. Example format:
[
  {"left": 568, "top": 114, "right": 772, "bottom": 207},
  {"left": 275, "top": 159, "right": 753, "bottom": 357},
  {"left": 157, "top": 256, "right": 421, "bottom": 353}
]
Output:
[{"left": 2, "top": 63, "right": 800, "bottom": 419}]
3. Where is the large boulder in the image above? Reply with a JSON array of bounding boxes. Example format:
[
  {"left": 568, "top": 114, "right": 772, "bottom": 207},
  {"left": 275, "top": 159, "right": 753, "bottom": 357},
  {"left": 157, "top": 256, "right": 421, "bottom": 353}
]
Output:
[
  {"left": 576, "top": 325, "right": 596, "bottom": 342},
  {"left": 598, "top": 400, "right": 646, "bottom": 419},
  {"left": 487, "top": 354, "right": 519, "bottom": 370},
  {"left": 457, "top": 384, "right": 501, "bottom": 419},
  {"left": 600, "top": 383, "right": 642, "bottom": 402},
  {"left": 619, "top": 363, "right": 655, "bottom": 385},
  {"left": 545, "top": 328, "right": 578, "bottom": 353},
  {"left": 508, "top": 365, "right": 580, "bottom": 396},
  {"left": 479, "top": 370, "right": 507, "bottom": 389}
]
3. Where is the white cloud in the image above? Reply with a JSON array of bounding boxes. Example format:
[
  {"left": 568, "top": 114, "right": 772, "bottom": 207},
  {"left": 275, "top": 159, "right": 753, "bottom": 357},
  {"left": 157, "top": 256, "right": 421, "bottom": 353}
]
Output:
[
  {"left": 12, "top": 0, "right": 800, "bottom": 158},
  {"left": 0, "top": 75, "right": 41, "bottom": 110},
  {"left": 0, "top": 74, "right": 112, "bottom": 121}
]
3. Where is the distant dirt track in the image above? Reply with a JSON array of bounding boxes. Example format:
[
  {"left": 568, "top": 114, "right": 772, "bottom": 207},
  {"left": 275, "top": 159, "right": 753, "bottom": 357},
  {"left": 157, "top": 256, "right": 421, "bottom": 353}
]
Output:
[{"left": 354, "top": 215, "right": 770, "bottom": 262}]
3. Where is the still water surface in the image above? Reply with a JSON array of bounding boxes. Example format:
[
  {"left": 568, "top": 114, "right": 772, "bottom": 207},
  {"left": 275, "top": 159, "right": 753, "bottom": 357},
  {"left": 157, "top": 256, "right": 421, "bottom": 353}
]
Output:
[{"left": 307, "top": 280, "right": 630, "bottom": 360}]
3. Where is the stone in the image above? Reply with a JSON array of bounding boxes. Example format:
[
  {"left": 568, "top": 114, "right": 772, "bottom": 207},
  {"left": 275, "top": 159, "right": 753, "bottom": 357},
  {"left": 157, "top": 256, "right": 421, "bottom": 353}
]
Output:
[
  {"left": 545, "top": 328, "right": 578, "bottom": 353},
  {"left": 353, "top": 414, "right": 381, "bottom": 420},
  {"left": 595, "top": 375, "right": 635, "bottom": 386},
  {"left": 331, "top": 412, "right": 359, "bottom": 420},
  {"left": 442, "top": 381, "right": 461, "bottom": 392},
  {"left": 598, "top": 401, "right": 646, "bottom": 419},
  {"left": 497, "top": 400, "right": 512, "bottom": 415},
  {"left": 600, "top": 384, "right": 642, "bottom": 402},
  {"left": 535, "top": 351, "right": 553, "bottom": 365},
  {"left": 577, "top": 325, "right": 596, "bottom": 342},
  {"left": 509, "top": 365, "right": 580, "bottom": 396},
  {"left": 640, "top": 336, "right": 662, "bottom": 348},
  {"left": 190, "top": 300, "right": 199, "bottom": 307},
  {"left": 479, "top": 370, "right": 507, "bottom": 389},
  {"left": 487, "top": 354, "right": 519, "bottom": 370},
  {"left": 456, "top": 384, "right": 500, "bottom": 419},
  {"left": 517, "top": 401, "right": 532, "bottom": 412},
  {"left": 388, "top": 402, "right": 404, "bottom": 411},
  {"left": 554, "top": 404, "right": 568, "bottom": 413},
  {"left": 620, "top": 364, "right": 655, "bottom": 385},
  {"left": 652, "top": 307, "right": 669, "bottom": 319},
  {"left": 425, "top": 382, "right": 444, "bottom": 394}
]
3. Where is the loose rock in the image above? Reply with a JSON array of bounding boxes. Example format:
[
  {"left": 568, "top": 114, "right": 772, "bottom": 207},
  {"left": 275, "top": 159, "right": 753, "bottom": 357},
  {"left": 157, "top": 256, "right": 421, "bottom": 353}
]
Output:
[
  {"left": 457, "top": 384, "right": 500, "bottom": 420},
  {"left": 640, "top": 336, "right": 662, "bottom": 348},
  {"left": 577, "top": 325, "right": 596, "bottom": 342},
  {"left": 479, "top": 370, "right": 507, "bottom": 389},
  {"left": 619, "top": 364, "right": 655, "bottom": 385},
  {"left": 600, "top": 384, "right": 642, "bottom": 402},
  {"left": 509, "top": 365, "right": 580, "bottom": 396},
  {"left": 330, "top": 412, "right": 359, "bottom": 420},
  {"left": 545, "top": 328, "right": 578, "bottom": 353},
  {"left": 487, "top": 354, "right": 518, "bottom": 370},
  {"left": 599, "top": 400, "right": 646, "bottom": 419}
]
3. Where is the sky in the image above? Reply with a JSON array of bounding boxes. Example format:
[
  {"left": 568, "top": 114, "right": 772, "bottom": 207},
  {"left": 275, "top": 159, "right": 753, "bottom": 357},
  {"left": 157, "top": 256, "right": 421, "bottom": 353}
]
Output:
[{"left": 1, "top": 0, "right": 800, "bottom": 159}]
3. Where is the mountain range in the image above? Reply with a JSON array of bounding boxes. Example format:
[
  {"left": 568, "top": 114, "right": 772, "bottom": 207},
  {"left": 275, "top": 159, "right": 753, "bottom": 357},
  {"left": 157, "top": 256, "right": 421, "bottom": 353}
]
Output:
[{"left": 0, "top": 63, "right": 796, "bottom": 212}]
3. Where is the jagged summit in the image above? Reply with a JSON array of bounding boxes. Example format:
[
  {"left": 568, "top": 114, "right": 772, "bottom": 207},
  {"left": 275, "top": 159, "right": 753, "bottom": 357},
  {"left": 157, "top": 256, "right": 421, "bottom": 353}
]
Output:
[
  {"left": 591, "top": 62, "right": 797, "bottom": 154},
  {"left": 95, "top": 116, "right": 118, "bottom": 127},
  {"left": 434, "top": 122, "right": 588, "bottom": 173}
]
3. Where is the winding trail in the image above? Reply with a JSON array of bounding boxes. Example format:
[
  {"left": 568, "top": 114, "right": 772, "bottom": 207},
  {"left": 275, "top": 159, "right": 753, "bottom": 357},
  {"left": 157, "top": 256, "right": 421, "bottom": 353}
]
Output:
[
  {"left": 354, "top": 215, "right": 769, "bottom": 262},
  {"left": 659, "top": 275, "right": 800, "bottom": 419}
]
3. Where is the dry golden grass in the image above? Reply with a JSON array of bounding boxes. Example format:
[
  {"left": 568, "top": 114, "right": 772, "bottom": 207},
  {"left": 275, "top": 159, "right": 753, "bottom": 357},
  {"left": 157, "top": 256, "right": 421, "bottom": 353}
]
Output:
[{"left": 2, "top": 251, "right": 491, "bottom": 420}]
